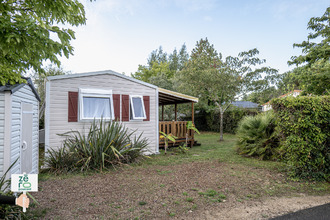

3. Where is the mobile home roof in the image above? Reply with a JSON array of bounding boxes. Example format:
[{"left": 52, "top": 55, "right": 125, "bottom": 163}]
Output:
[{"left": 47, "top": 70, "right": 158, "bottom": 89}]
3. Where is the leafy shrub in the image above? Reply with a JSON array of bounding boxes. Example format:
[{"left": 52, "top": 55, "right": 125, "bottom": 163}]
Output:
[
  {"left": 45, "top": 120, "right": 149, "bottom": 173},
  {"left": 272, "top": 96, "right": 329, "bottom": 181},
  {"left": 236, "top": 111, "right": 280, "bottom": 160}
]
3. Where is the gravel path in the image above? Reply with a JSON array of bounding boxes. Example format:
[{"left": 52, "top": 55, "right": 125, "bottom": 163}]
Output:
[{"left": 200, "top": 195, "right": 330, "bottom": 220}]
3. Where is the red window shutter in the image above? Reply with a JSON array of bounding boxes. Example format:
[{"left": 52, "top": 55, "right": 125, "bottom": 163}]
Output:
[
  {"left": 122, "top": 95, "right": 129, "bottom": 121},
  {"left": 68, "top": 91, "right": 78, "bottom": 122},
  {"left": 143, "top": 96, "right": 150, "bottom": 121},
  {"left": 113, "top": 94, "right": 120, "bottom": 121}
]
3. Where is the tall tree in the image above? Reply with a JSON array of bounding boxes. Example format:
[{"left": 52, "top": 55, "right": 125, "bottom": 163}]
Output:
[
  {"left": 132, "top": 44, "right": 189, "bottom": 85},
  {"left": 147, "top": 46, "right": 168, "bottom": 67},
  {"left": 178, "top": 44, "right": 189, "bottom": 70},
  {"left": 132, "top": 61, "right": 174, "bottom": 88},
  {"left": 180, "top": 38, "right": 278, "bottom": 141},
  {"left": 169, "top": 48, "right": 179, "bottom": 71},
  {"left": 179, "top": 38, "right": 239, "bottom": 141},
  {"left": 233, "top": 48, "right": 279, "bottom": 96},
  {"left": 0, "top": 0, "right": 87, "bottom": 85},
  {"left": 286, "top": 7, "right": 330, "bottom": 95}
]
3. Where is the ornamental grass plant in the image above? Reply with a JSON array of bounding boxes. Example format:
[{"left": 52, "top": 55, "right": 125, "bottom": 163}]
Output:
[
  {"left": 236, "top": 111, "right": 280, "bottom": 160},
  {"left": 45, "top": 120, "right": 149, "bottom": 173}
]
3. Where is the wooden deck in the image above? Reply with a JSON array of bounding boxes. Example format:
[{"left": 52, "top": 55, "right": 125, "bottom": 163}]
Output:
[{"left": 159, "top": 121, "right": 194, "bottom": 147}]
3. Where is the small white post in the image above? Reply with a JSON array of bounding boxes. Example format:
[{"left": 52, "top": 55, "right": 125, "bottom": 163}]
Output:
[
  {"left": 22, "top": 172, "right": 26, "bottom": 212},
  {"left": 23, "top": 191, "right": 26, "bottom": 212}
]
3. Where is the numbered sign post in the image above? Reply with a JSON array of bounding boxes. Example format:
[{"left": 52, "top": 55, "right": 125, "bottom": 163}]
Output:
[{"left": 11, "top": 173, "right": 38, "bottom": 212}]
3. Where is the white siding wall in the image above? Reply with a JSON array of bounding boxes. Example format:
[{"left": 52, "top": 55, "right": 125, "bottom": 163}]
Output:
[
  {"left": 11, "top": 85, "right": 39, "bottom": 174},
  {"left": 47, "top": 74, "right": 158, "bottom": 154},
  {"left": 0, "top": 93, "right": 4, "bottom": 176}
]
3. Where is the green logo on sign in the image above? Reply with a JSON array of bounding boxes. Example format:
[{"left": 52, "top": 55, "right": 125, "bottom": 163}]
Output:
[{"left": 18, "top": 174, "right": 31, "bottom": 191}]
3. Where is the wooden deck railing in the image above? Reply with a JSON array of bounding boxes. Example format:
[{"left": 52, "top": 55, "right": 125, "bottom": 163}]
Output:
[{"left": 159, "top": 121, "right": 194, "bottom": 147}]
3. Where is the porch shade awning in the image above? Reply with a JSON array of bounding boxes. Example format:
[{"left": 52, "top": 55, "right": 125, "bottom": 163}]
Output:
[{"left": 158, "top": 88, "right": 198, "bottom": 105}]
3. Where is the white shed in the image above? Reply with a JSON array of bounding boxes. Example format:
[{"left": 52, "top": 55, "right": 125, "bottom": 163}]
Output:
[{"left": 0, "top": 78, "right": 40, "bottom": 179}]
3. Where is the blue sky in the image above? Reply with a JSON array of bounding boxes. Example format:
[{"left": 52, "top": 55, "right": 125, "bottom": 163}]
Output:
[{"left": 58, "top": 0, "right": 329, "bottom": 76}]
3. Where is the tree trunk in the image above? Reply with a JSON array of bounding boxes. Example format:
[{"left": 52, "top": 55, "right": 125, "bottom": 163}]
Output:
[{"left": 220, "top": 109, "right": 224, "bottom": 141}]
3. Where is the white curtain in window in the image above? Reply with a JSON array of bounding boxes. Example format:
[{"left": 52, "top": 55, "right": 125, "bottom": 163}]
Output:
[
  {"left": 132, "top": 97, "right": 144, "bottom": 118},
  {"left": 83, "top": 97, "right": 111, "bottom": 118}
]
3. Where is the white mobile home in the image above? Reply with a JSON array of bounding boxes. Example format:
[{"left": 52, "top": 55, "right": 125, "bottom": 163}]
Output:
[
  {"left": 45, "top": 70, "right": 159, "bottom": 154},
  {"left": 0, "top": 78, "right": 40, "bottom": 179},
  {"left": 45, "top": 70, "right": 199, "bottom": 154}
]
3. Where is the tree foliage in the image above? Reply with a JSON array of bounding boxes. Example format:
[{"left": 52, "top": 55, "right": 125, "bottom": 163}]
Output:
[
  {"left": 233, "top": 49, "right": 278, "bottom": 94},
  {"left": 179, "top": 38, "right": 237, "bottom": 141},
  {"left": 0, "top": 0, "right": 87, "bottom": 85},
  {"left": 285, "top": 7, "right": 330, "bottom": 95},
  {"left": 242, "top": 86, "right": 283, "bottom": 105},
  {"left": 282, "top": 61, "right": 330, "bottom": 95},
  {"left": 179, "top": 38, "right": 277, "bottom": 141},
  {"left": 289, "top": 7, "right": 330, "bottom": 67},
  {"left": 133, "top": 61, "right": 174, "bottom": 89},
  {"left": 132, "top": 44, "right": 189, "bottom": 89}
]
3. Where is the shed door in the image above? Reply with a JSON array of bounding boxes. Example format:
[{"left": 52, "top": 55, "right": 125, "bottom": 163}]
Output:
[{"left": 21, "top": 102, "right": 33, "bottom": 173}]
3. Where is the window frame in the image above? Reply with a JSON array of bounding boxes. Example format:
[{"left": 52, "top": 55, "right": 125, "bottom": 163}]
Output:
[
  {"left": 79, "top": 88, "right": 114, "bottom": 121},
  {"left": 130, "top": 95, "right": 146, "bottom": 120}
]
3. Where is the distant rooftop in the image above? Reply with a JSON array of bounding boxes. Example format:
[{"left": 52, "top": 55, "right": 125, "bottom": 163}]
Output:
[
  {"left": 262, "top": 90, "right": 302, "bottom": 106},
  {"left": 231, "top": 101, "right": 259, "bottom": 109}
]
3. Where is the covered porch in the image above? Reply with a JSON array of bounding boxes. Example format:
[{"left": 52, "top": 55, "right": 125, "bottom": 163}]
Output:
[{"left": 158, "top": 88, "right": 199, "bottom": 147}]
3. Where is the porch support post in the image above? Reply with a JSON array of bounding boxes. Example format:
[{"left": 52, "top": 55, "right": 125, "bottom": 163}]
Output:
[
  {"left": 162, "top": 104, "right": 164, "bottom": 121},
  {"left": 191, "top": 102, "right": 195, "bottom": 148},
  {"left": 174, "top": 103, "right": 177, "bottom": 121},
  {"left": 191, "top": 102, "right": 195, "bottom": 123}
]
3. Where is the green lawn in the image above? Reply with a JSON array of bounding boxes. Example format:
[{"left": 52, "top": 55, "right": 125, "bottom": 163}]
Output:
[{"left": 143, "top": 132, "right": 285, "bottom": 171}]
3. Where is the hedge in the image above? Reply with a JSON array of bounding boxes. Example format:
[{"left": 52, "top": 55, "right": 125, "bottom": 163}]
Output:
[
  {"left": 272, "top": 96, "right": 329, "bottom": 181},
  {"left": 194, "top": 107, "right": 259, "bottom": 133}
]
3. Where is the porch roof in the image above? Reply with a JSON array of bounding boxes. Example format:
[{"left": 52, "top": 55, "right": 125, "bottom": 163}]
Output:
[{"left": 158, "top": 88, "right": 198, "bottom": 105}]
